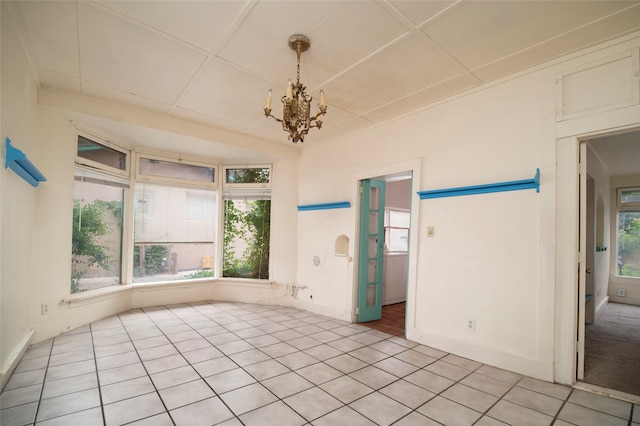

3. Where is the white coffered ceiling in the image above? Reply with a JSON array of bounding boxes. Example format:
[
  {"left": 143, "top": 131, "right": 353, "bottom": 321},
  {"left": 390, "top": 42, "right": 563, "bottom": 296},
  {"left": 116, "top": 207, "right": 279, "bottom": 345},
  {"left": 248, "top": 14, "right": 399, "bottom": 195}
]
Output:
[{"left": 7, "top": 0, "right": 640, "bottom": 157}]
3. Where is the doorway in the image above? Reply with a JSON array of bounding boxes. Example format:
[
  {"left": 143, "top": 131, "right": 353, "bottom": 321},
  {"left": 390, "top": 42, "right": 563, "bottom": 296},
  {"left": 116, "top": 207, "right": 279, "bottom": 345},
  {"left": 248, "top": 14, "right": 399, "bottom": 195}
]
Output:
[
  {"left": 577, "top": 130, "right": 640, "bottom": 396},
  {"left": 356, "top": 172, "right": 413, "bottom": 337}
]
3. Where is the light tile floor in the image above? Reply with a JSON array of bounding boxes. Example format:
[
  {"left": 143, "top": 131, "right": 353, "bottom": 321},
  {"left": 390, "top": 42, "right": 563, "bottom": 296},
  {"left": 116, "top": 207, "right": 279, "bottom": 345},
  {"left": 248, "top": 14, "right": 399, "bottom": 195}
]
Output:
[{"left": 1, "top": 301, "right": 638, "bottom": 426}]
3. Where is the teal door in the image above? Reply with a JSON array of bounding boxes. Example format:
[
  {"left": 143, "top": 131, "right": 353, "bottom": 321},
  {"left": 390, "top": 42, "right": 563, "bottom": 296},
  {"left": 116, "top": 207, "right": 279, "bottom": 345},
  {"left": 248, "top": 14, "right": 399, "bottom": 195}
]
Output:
[{"left": 357, "top": 179, "right": 386, "bottom": 322}]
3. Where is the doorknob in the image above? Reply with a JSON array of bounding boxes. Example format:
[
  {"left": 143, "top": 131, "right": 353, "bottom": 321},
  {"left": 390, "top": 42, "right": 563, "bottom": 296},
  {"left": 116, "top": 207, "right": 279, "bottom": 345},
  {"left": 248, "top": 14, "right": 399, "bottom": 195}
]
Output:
[{"left": 586, "top": 268, "right": 592, "bottom": 274}]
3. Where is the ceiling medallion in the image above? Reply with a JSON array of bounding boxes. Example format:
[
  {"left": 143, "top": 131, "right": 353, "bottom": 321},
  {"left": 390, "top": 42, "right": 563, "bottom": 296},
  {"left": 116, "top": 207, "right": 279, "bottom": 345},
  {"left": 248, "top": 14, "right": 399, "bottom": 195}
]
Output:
[{"left": 264, "top": 34, "right": 327, "bottom": 143}]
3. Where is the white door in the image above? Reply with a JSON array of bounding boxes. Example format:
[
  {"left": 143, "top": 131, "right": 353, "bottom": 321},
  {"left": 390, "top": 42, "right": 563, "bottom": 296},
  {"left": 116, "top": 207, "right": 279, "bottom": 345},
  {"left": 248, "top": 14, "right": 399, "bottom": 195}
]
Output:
[{"left": 577, "top": 141, "right": 587, "bottom": 381}]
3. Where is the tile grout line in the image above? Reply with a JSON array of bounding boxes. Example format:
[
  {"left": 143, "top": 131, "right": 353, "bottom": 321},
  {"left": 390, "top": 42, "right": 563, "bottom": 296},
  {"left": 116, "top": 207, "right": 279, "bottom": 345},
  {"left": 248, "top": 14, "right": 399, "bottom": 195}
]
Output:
[
  {"left": 114, "top": 308, "right": 177, "bottom": 426},
  {"left": 29, "top": 339, "right": 54, "bottom": 426},
  {"left": 89, "top": 323, "right": 108, "bottom": 426}
]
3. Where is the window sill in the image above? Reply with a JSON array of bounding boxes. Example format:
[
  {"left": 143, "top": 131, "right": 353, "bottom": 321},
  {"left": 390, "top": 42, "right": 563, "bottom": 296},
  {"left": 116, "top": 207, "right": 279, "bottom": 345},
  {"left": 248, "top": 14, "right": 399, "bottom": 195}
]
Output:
[
  {"left": 64, "top": 278, "right": 275, "bottom": 306},
  {"left": 611, "top": 275, "right": 640, "bottom": 284},
  {"left": 64, "top": 284, "right": 133, "bottom": 306}
]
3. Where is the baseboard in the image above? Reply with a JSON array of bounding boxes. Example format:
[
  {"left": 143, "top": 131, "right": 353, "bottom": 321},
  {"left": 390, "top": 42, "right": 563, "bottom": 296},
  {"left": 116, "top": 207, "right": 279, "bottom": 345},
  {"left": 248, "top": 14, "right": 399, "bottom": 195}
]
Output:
[
  {"left": 0, "top": 329, "right": 35, "bottom": 392},
  {"left": 594, "top": 296, "right": 609, "bottom": 323}
]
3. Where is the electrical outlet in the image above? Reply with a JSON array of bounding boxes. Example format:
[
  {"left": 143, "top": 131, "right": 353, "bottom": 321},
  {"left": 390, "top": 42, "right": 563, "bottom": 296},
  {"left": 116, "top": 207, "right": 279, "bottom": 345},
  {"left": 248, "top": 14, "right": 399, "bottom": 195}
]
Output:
[
  {"left": 617, "top": 289, "right": 626, "bottom": 297},
  {"left": 466, "top": 318, "right": 475, "bottom": 331},
  {"left": 41, "top": 304, "right": 49, "bottom": 315}
]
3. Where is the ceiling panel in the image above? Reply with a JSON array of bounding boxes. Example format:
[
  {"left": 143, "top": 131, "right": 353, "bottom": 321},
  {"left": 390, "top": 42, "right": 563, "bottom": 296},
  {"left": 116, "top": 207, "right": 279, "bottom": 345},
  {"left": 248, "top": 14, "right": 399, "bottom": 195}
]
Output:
[
  {"left": 423, "top": 1, "right": 636, "bottom": 70},
  {"left": 362, "top": 74, "right": 479, "bottom": 122},
  {"left": 80, "top": 3, "right": 206, "bottom": 103},
  {"left": 96, "top": 0, "right": 249, "bottom": 52},
  {"left": 19, "top": 1, "right": 79, "bottom": 77},
  {"left": 323, "top": 34, "right": 461, "bottom": 114},
  {"left": 176, "top": 59, "right": 276, "bottom": 127},
  {"left": 387, "top": 0, "right": 458, "bottom": 27},
  {"left": 472, "top": 4, "right": 640, "bottom": 82},
  {"left": 217, "top": 1, "right": 409, "bottom": 88}
]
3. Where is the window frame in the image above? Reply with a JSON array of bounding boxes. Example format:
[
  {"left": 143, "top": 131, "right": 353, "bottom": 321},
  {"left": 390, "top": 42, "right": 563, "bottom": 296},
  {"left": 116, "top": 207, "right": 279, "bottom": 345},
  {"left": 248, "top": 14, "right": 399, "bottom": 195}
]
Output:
[
  {"left": 71, "top": 165, "right": 129, "bottom": 293},
  {"left": 135, "top": 152, "right": 218, "bottom": 190},
  {"left": 75, "top": 130, "right": 131, "bottom": 179},
  {"left": 222, "top": 165, "right": 272, "bottom": 189},
  {"left": 617, "top": 186, "right": 640, "bottom": 211}
]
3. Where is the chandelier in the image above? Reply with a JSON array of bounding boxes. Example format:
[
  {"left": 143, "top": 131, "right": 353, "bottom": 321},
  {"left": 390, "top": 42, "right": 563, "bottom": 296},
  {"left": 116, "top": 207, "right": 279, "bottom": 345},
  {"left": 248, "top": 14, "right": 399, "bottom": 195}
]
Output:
[{"left": 264, "top": 34, "right": 327, "bottom": 143}]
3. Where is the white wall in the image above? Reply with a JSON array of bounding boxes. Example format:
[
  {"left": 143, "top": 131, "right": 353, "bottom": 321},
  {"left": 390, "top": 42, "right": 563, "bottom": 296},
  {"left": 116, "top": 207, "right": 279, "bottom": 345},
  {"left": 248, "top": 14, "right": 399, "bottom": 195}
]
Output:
[
  {"left": 1, "top": 1, "right": 44, "bottom": 386},
  {"left": 586, "top": 144, "right": 612, "bottom": 323},
  {"left": 297, "top": 70, "right": 553, "bottom": 379}
]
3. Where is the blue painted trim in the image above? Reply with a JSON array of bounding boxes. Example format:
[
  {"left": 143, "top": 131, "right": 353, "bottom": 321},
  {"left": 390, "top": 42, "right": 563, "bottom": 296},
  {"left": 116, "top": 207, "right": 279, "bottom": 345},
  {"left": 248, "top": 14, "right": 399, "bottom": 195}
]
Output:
[
  {"left": 4, "top": 138, "right": 47, "bottom": 187},
  {"left": 298, "top": 201, "right": 350, "bottom": 211},
  {"left": 418, "top": 169, "right": 540, "bottom": 200}
]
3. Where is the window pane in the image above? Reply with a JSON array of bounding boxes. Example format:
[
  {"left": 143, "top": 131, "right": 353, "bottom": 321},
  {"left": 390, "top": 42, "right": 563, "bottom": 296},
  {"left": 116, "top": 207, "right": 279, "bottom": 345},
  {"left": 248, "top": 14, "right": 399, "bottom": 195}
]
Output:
[
  {"left": 389, "top": 210, "right": 410, "bottom": 227},
  {"left": 140, "top": 158, "right": 215, "bottom": 183},
  {"left": 71, "top": 177, "right": 124, "bottom": 293},
  {"left": 618, "top": 212, "right": 640, "bottom": 277},
  {"left": 134, "top": 183, "right": 216, "bottom": 282},
  {"left": 223, "top": 196, "right": 270, "bottom": 279},
  {"left": 77, "top": 136, "right": 126, "bottom": 171},
  {"left": 388, "top": 228, "right": 409, "bottom": 252},
  {"left": 620, "top": 189, "right": 640, "bottom": 204},
  {"left": 225, "top": 168, "right": 270, "bottom": 184}
]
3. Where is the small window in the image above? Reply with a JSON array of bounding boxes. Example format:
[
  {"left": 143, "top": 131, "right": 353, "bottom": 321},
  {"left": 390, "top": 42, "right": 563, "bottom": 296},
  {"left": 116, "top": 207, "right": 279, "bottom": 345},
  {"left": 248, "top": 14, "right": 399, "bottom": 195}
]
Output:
[
  {"left": 618, "top": 187, "right": 640, "bottom": 210},
  {"left": 77, "top": 135, "right": 128, "bottom": 173},
  {"left": 139, "top": 157, "right": 215, "bottom": 183},
  {"left": 224, "top": 166, "right": 271, "bottom": 187}
]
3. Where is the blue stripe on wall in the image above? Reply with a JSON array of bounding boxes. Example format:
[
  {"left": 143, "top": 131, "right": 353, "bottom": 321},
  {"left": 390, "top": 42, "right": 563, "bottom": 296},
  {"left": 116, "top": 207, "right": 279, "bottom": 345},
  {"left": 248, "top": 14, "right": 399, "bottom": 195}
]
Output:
[
  {"left": 297, "top": 201, "right": 351, "bottom": 211},
  {"left": 418, "top": 169, "right": 539, "bottom": 200}
]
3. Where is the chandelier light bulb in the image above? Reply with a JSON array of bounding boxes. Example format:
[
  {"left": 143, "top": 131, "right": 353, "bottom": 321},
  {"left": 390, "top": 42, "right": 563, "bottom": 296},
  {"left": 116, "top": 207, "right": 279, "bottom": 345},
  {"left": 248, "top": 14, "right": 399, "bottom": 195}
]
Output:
[{"left": 265, "top": 89, "right": 272, "bottom": 110}]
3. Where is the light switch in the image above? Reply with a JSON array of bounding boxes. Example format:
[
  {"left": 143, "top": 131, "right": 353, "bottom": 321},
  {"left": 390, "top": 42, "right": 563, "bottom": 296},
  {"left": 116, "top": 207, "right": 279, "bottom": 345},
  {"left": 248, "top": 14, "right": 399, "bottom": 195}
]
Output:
[{"left": 427, "top": 226, "right": 435, "bottom": 238}]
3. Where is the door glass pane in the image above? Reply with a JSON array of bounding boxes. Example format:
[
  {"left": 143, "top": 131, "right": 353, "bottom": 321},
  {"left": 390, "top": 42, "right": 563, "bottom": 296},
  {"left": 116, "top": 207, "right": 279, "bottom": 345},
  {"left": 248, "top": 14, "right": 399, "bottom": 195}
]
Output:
[
  {"left": 369, "top": 187, "right": 379, "bottom": 210},
  {"left": 369, "top": 212, "right": 379, "bottom": 233},
  {"left": 367, "top": 284, "right": 376, "bottom": 306},
  {"left": 368, "top": 236, "right": 378, "bottom": 257},
  {"left": 367, "top": 260, "right": 377, "bottom": 282}
]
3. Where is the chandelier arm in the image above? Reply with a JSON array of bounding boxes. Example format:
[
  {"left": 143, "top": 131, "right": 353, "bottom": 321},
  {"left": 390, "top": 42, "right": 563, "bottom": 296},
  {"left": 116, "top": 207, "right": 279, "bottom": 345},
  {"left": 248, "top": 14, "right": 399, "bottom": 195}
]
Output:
[{"left": 264, "top": 108, "right": 284, "bottom": 124}]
